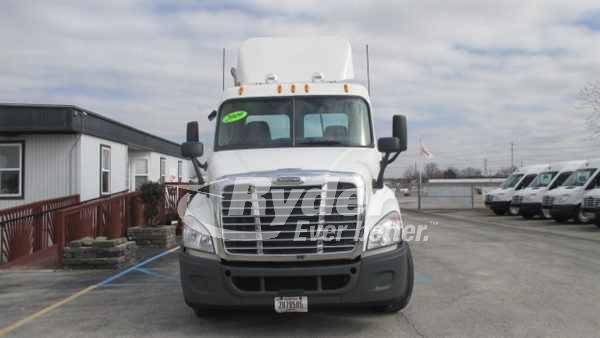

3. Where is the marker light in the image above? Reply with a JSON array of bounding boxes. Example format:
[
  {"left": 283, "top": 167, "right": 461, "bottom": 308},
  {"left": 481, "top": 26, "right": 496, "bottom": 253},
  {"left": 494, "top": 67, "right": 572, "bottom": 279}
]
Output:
[
  {"left": 277, "top": 84, "right": 283, "bottom": 94},
  {"left": 239, "top": 85, "right": 245, "bottom": 96},
  {"left": 304, "top": 84, "right": 310, "bottom": 93},
  {"left": 290, "top": 84, "right": 296, "bottom": 93},
  {"left": 343, "top": 83, "right": 350, "bottom": 93}
]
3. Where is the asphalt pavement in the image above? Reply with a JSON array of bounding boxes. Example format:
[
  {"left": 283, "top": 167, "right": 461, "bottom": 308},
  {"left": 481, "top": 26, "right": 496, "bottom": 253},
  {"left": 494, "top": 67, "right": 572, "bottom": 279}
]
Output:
[{"left": 1, "top": 209, "right": 600, "bottom": 337}]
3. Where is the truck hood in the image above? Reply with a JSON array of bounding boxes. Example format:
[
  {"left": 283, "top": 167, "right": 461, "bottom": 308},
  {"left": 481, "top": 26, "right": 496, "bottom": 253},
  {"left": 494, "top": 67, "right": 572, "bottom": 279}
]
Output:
[
  {"left": 207, "top": 147, "right": 381, "bottom": 185},
  {"left": 486, "top": 187, "right": 515, "bottom": 202}
]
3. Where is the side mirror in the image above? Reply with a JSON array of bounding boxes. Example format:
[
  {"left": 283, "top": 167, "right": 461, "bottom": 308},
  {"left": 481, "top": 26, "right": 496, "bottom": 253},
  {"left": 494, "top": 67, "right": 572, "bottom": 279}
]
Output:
[
  {"left": 181, "top": 121, "right": 204, "bottom": 158},
  {"left": 392, "top": 115, "right": 407, "bottom": 152},
  {"left": 181, "top": 142, "right": 204, "bottom": 158},
  {"left": 186, "top": 121, "right": 199, "bottom": 142},
  {"left": 182, "top": 121, "right": 206, "bottom": 185},
  {"left": 208, "top": 110, "right": 217, "bottom": 121},
  {"left": 377, "top": 137, "right": 402, "bottom": 153},
  {"left": 374, "top": 115, "right": 408, "bottom": 189}
]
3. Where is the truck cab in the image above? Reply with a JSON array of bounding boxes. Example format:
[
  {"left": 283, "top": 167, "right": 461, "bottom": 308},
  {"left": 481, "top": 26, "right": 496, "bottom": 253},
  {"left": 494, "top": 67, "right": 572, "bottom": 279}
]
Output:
[
  {"left": 510, "top": 161, "right": 586, "bottom": 219},
  {"left": 541, "top": 159, "right": 600, "bottom": 223},
  {"left": 178, "top": 37, "right": 414, "bottom": 315},
  {"left": 484, "top": 164, "right": 549, "bottom": 216}
]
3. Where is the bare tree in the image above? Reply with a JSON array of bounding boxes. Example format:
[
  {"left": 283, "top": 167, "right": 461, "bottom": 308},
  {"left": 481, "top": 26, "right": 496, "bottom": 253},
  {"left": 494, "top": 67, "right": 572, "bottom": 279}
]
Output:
[
  {"left": 495, "top": 166, "right": 516, "bottom": 177},
  {"left": 402, "top": 166, "right": 419, "bottom": 180},
  {"left": 577, "top": 81, "right": 600, "bottom": 139},
  {"left": 459, "top": 167, "right": 483, "bottom": 178},
  {"left": 424, "top": 162, "right": 443, "bottom": 179}
]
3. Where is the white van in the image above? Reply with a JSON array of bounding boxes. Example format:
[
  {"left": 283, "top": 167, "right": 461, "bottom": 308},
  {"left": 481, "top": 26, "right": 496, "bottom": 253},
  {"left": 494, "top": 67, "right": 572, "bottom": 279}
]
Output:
[
  {"left": 541, "top": 159, "right": 600, "bottom": 223},
  {"left": 510, "top": 161, "right": 586, "bottom": 219},
  {"left": 580, "top": 177, "right": 600, "bottom": 227},
  {"left": 484, "top": 164, "right": 550, "bottom": 216}
]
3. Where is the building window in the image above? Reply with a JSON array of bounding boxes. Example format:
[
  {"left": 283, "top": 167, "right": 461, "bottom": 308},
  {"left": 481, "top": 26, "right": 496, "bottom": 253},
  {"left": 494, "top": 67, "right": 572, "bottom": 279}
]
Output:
[
  {"left": 160, "top": 157, "right": 166, "bottom": 183},
  {"left": 0, "top": 142, "right": 24, "bottom": 198},
  {"left": 134, "top": 158, "right": 149, "bottom": 189},
  {"left": 100, "top": 145, "right": 111, "bottom": 195},
  {"left": 177, "top": 160, "right": 183, "bottom": 182}
]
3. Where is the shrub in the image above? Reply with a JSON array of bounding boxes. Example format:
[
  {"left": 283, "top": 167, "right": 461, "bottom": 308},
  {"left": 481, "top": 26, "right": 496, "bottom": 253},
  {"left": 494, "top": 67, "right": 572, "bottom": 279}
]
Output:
[{"left": 139, "top": 181, "right": 162, "bottom": 226}]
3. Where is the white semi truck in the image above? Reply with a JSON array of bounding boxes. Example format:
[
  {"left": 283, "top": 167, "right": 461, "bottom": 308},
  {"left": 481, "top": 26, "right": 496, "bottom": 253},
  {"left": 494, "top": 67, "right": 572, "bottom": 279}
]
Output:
[
  {"left": 541, "top": 159, "right": 600, "bottom": 223},
  {"left": 509, "top": 161, "right": 586, "bottom": 219},
  {"left": 178, "top": 37, "right": 414, "bottom": 315},
  {"left": 484, "top": 164, "right": 549, "bottom": 215}
]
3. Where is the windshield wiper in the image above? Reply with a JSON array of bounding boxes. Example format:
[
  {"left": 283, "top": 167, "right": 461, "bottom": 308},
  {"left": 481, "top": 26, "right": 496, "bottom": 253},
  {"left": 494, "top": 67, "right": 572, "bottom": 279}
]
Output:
[{"left": 296, "top": 139, "right": 347, "bottom": 146}]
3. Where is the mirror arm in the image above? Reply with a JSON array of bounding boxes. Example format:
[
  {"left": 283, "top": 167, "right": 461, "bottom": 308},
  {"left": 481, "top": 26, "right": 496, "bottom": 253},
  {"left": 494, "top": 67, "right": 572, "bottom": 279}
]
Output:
[
  {"left": 375, "top": 151, "right": 401, "bottom": 190},
  {"left": 190, "top": 157, "right": 206, "bottom": 186}
]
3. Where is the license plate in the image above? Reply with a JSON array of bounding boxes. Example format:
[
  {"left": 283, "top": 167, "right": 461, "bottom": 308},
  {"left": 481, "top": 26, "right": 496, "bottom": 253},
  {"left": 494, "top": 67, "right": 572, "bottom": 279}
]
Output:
[{"left": 274, "top": 296, "right": 308, "bottom": 313}]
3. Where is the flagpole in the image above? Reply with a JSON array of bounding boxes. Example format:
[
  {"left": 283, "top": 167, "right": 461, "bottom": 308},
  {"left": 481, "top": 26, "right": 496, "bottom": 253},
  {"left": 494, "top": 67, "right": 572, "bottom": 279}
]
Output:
[{"left": 418, "top": 161, "right": 422, "bottom": 210}]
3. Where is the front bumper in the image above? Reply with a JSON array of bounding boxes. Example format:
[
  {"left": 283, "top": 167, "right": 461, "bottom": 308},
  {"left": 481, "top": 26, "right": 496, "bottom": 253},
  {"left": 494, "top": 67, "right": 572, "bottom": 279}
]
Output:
[
  {"left": 548, "top": 204, "right": 578, "bottom": 220},
  {"left": 485, "top": 201, "right": 510, "bottom": 211},
  {"left": 179, "top": 242, "right": 412, "bottom": 309},
  {"left": 517, "top": 202, "right": 542, "bottom": 215},
  {"left": 581, "top": 206, "right": 600, "bottom": 213}
]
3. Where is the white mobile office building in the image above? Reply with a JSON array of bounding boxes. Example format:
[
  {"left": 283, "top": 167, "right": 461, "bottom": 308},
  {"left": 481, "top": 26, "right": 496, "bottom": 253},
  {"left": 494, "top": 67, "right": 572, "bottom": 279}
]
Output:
[{"left": 0, "top": 104, "right": 193, "bottom": 209}]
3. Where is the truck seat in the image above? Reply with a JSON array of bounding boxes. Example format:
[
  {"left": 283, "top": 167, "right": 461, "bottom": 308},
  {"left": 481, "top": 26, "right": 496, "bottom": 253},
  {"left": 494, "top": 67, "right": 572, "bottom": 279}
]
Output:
[{"left": 244, "top": 121, "right": 272, "bottom": 144}]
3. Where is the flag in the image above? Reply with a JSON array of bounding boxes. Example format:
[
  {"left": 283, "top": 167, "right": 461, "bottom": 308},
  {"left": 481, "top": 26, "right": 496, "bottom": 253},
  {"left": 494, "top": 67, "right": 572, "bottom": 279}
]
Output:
[{"left": 419, "top": 139, "right": 433, "bottom": 159}]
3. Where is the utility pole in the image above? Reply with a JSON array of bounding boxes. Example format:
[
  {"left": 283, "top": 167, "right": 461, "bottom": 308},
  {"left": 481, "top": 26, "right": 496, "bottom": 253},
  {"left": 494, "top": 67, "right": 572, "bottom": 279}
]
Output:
[
  {"left": 483, "top": 158, "right": 488, "bottom": 177},
  {"left": 510, "top": 142, "right": 515, "bottom": 169}
]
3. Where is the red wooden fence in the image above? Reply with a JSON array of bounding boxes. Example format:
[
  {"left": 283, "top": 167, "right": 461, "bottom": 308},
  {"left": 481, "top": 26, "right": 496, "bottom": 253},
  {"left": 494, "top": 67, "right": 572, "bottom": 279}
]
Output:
[
  {"left": 0, "top": 195, "right": 80, "bottom": 266},
  {"left": 1, "top": 183, "right": 189, "bottom": 268}
]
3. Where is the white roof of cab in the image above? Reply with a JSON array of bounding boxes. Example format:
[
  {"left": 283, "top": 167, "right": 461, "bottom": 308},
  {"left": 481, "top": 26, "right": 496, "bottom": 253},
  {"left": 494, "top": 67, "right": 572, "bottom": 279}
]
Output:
[{"left": 237, "top": 36, "right": 354, "bottom": 84}]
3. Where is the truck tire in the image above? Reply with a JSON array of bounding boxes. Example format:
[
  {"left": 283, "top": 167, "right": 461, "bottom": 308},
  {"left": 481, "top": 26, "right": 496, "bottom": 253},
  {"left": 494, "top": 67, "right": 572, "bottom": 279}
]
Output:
[
  {"left": 492, "top": 208, "right": 506, "bottom": 216},
  {"left": 553, "top": 216, "right": 569, "bottom": 223},
  {"left": 521, "top": 211, "right": 535, "bottom": 220},
  {"left": 372, "top": 246, "right": 414, "bottom": 314},
  {"left": 574, "top": 208, "right": 591, "bottom": 224},
  {"left": 193, "top": 307, "right": 219, "bottom": 317}
]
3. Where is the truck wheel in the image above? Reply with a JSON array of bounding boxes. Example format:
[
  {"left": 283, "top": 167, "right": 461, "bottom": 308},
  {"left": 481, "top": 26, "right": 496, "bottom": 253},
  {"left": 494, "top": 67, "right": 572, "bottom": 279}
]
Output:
[
  {"left": 372, "top": 247, "right": 414, "bottom": 314},
  {"left": 574, "top": 208, "right": 591, "bottom": 224},
  {"left": 553, "top": 216, "right": 569, "bottom": 223},
  {"left": 521, "top": 211, "right": 535, "bottom": 220},
  {"left": 193, "top": 307, "right": 217, "bottom": 317},
  {"left": 492, "top": 208, "right": 506, "bottom": 216}
]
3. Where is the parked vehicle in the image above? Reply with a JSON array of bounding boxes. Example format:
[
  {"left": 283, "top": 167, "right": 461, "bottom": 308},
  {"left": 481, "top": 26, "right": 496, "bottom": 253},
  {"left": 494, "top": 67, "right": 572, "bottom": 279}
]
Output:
[
  {"left": 541, "top": 159, "right": 600, "bottom": 223},
  {"left": 580, "top": 181, "right": 600, "bottom": 228},
  {"left": 484, "top": 164, "right": 550, "bottom": 215},
  {"left": 510, "top": 161, "right": 586, "bottom": 219},
  {"left": 178, "top": 37, "right": 413, "bottom": 315}
]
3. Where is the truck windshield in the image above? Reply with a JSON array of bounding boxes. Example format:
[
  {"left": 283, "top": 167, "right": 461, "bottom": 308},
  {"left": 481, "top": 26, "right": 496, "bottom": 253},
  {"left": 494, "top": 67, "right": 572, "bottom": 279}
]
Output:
[
  {"left": 561, "top": 168, "right": 596, "bottom": 187},
  {"left": 216, "top": 96, "right": 372, "bottom": 150},
  {"left": 500, "top": 174, "right": 523, "bottom": 189},
  {"left": 528, "top": 171, "right": 557, "bottom": 188}
]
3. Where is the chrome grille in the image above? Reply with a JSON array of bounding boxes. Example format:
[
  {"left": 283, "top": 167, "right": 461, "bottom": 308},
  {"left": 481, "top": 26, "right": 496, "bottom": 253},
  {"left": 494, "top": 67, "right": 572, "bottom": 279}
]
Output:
[
  {"left": 512, "top": 195, "right": 523, "bottom": 204},
  {"left": 542, "top": 195, "right": 554, "bottom": 207},
  {"left": 583, "top": 196, "right": 600, "bottom": 209},
  {"left": 220, "top": 182, "right": 362, "bottom": 256}
]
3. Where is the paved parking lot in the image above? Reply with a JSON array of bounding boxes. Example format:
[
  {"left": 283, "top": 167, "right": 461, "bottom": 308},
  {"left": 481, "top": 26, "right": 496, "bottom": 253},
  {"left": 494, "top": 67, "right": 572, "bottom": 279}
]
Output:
[{"left": 2, "top": 209, "right": 600, "bottom": 337}]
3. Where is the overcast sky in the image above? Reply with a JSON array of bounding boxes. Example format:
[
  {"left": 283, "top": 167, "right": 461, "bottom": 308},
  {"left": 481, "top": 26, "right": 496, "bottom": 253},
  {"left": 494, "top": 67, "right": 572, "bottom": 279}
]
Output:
[{"left": 2, "top": 1, "right": 600, "bottom": 177}]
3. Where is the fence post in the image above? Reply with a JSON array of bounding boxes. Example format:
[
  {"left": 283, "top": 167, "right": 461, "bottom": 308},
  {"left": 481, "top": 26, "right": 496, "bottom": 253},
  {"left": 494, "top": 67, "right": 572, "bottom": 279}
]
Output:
[
  {"left": 107, "top": 197, "right": 122, "bottom": 239},
  {"left": 471, "top": 184, "right": 475, "bottom": 209},
  {"left": 55, "top": 211, "right": 65, "bottom": 267}
]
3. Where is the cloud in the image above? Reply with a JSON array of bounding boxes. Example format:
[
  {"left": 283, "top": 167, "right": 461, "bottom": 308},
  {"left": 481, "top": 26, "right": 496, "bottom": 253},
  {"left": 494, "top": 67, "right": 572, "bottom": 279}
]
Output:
[{"left": 2, "top": 0, "right": 600, "bottom": 177}]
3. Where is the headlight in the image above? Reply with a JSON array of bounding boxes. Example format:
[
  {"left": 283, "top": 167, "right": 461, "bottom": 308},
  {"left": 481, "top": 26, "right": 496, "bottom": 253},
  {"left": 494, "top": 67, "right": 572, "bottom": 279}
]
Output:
[
  {"left": 183, "top": 217, "right": 214, "bottom": 253},
  {"left": 525, "top": 193, "right": 536, "bottom": 202},
  {"left": 558, "top": 194, "right": 570, "bottom": 203},
  {"left": 367, "top": 211, "right": 402, "bottom": 251}
]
